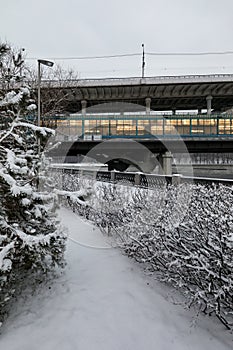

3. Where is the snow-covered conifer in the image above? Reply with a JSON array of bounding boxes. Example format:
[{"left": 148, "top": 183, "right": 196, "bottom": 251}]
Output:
[{"left": 0, "top": 43, "right": 66, "bottom": 321}]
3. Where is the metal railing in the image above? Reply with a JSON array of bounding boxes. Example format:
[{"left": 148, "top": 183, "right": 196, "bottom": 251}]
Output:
[{"left": 50, "top": 167, "right": 233, "bottom": 189}]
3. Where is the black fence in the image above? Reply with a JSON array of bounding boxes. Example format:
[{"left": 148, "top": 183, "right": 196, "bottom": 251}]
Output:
[{"left": 50, "top": 167, "right": 233, "bottom": 189}]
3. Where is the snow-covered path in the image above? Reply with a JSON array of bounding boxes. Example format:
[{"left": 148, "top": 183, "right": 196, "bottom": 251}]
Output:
[{"left": 0, "top": 208, "right": 232, "bottom": 350}]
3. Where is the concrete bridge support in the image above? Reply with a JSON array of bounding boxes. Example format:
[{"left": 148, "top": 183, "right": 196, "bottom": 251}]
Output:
[
  {"left": 162, "top": 151, "right": 173, "bottom": 175},
  {"left": 206, "top": 95, "right": 212, "bottom": 116},
  {"left": 158, "top": 151, "right": 173, "bottom": 176},
  {"left": 145, "top": 97, "right": 151, "bottom": 114},
  {"left": 81, "top": 100, "right": 87, "bottom": 115}
]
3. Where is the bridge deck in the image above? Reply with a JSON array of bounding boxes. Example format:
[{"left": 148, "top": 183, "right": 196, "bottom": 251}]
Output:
[{"left": 40, "top": 74, "right": 233, "bottom": 112}]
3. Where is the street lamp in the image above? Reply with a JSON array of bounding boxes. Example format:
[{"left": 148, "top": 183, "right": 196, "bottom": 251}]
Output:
[{"left": 37, "top": 59, "right": 54, "bottom": 127}]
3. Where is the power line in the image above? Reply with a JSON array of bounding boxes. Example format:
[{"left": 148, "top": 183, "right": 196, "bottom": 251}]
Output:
[
  {"left": 147, "top": 51, "right": 233, "bottom": 56},
  {"left": 26, "top": 53, "right": 141, "bottom": 60},
  {"left": 25, "top": 50, "right": 233, "bottom": 61}
]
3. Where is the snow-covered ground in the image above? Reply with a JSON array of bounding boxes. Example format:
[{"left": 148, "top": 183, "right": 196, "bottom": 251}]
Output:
[{"left": 0, "top": 208, "right": 232, "bottom": 350}]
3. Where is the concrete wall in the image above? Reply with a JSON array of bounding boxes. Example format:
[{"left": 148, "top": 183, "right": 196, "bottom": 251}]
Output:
[{"left": 173, "top": 164, "right": 233, "bottom": 179}]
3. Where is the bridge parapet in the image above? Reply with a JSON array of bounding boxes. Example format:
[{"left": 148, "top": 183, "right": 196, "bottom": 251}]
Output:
[{"left": 40, "top": 73, "right": 233, "bottom": 88}]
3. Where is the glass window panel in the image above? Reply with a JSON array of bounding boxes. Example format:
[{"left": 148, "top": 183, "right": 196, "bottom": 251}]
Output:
[
  {"left": 100, "top": 119, "right": 109, "bottom": 135},
  {"left": 109, "top": 120, "right": 117, "bottom": 136},
  {"left": 137, "top": 119, "right": 150, "bottom": 135},
  {"left": 150, "top": 119, "right": 163, "bottom": 135},
  {"left": 116, "top": 120, "right": 125, "bottom": 135},
  {"left": 164, "top": 120, "right": 176, "bottom": 134}
]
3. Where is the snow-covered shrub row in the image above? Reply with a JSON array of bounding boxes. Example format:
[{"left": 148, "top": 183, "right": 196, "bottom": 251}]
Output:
[
  {"left": 52, "top": 171, "right": 135, "bottom": 231},
  {"left": 114, "top": 183, "right": 233, "bottom": 330},
  {"left": 0, "top": 43, "right": 66, "bottom": 322},
  {"left": 91, "top": 182, "right": 233, "bottom": 329},
  {"left": 49, "top": 170, "right": 92, "bottom": 219},
  {"left": 57, "top": 172, "right": 169, "bottom": 238},
  {"left": 58, "top": 171, "right": 233, "bottom": 329},
  {"left": 52, "top": 172, "right": 119, "bottom": 227}
]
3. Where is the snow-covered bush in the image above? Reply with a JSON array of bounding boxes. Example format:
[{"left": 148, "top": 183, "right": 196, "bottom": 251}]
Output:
[
  {"left": 61, "top": 168, "right": 233, "bottom": 329},
  {"left": 55, "top": 172, "right": 134, "bottom": 233},
  {"left": 115, "top": 183, "right": 233, "bottom": 329},
  {"left": 0, "top": 43, "right": 66, "bottom": 321}
]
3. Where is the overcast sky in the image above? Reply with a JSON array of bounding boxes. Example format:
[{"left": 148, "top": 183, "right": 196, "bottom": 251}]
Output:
[{"left": 1, "top": 0, "right": 233, "bottom": 78}]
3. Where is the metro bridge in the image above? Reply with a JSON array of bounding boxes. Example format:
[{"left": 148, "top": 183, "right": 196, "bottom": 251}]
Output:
[
  {"left": 39, "top": 74, "right": 233, "bottom": 173},
  {"left": 39, "top": 73, "right": 233, "bottom": 140},
  {"left": 46, "top": 113, "right": 233, "bottom": 174}
]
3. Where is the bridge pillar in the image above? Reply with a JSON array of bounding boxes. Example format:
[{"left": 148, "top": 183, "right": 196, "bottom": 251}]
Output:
[
  {"left": 206, "top": 95, "right": 212, "bottom": 116},
  {"left": 160, "top": 151, "right": 173, "bottom": 176},
  {"left": 81, "top": 100, "right": 87, "bottom": 115},
  {"left": 145, "top": 97, "right": 151, "bottom": 114},
  {"left": 110, "top": 170, "right": 116, "bottom": 182}
]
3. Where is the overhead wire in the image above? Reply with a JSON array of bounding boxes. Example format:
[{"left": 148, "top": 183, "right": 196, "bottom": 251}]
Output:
[
  {"left": 26, "top": 50, "right": 233, "bottom": 61},
  {"left": 26, "top": 53, "right": 141, "bottom": 60},
  {"left": 147, "top": 51, "right": 233, "bottom": 56},
  {"left": 25, "top": 50, "right": 233, "bottom": 77}
]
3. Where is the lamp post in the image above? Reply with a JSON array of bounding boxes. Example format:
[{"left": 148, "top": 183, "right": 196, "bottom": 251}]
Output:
[
  {"left": 37, "top": 59, "right": 54, "bottom": 127},
  {"left": 141, "top": 43, "right": 145, "bottom": 78}
]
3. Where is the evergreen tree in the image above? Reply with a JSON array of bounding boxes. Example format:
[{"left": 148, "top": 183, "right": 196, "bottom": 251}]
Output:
[{"left": 0, "top": 43, "right": 66, "bottom": 321}]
